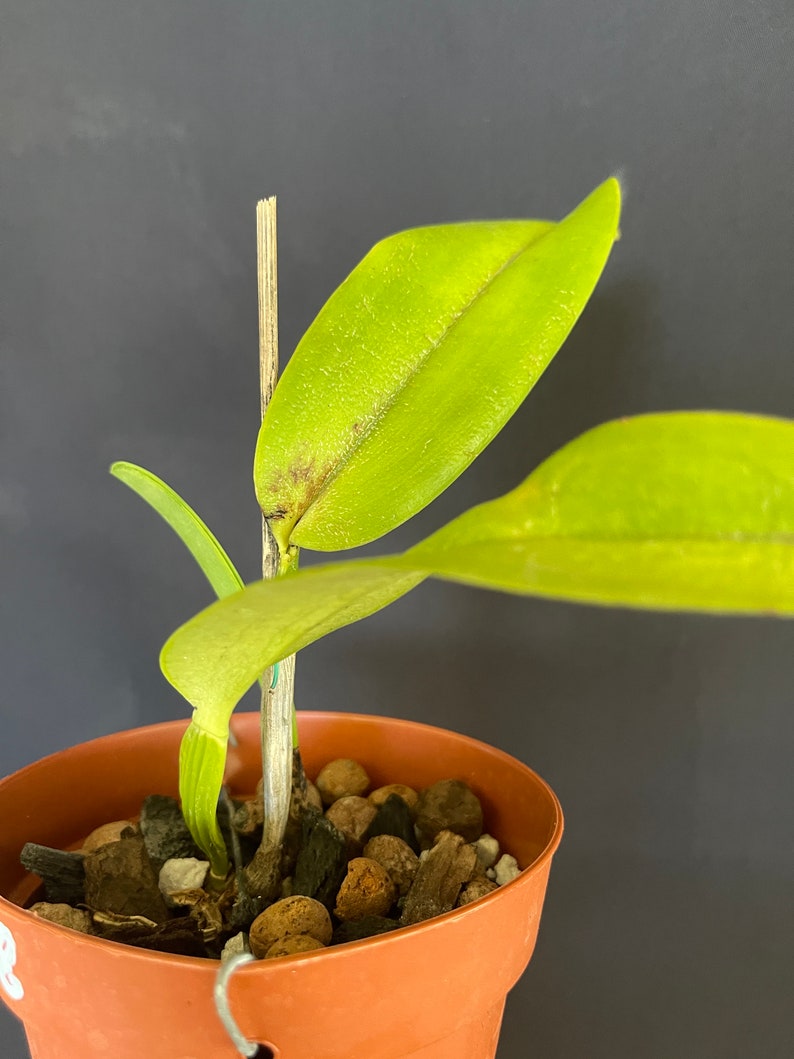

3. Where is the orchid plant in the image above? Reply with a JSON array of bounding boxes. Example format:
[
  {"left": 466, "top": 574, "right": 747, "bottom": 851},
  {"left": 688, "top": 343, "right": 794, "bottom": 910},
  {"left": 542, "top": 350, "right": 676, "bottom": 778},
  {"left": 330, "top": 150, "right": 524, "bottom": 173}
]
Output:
[{"left": 112, "top": 178, "right": 794, "bottom": 895}]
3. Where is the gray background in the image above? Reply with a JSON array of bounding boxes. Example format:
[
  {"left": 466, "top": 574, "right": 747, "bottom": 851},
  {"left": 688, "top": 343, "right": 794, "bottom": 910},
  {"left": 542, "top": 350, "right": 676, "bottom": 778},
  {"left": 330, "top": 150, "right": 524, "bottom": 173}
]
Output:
[{"left": 2, "top": 2, "right": 792, "bottom": 1056}]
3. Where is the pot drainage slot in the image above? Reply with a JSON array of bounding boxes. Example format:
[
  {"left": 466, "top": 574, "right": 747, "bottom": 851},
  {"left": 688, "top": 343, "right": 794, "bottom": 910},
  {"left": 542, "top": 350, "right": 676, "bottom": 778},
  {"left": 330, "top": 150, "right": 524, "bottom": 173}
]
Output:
[{"left": 214, "top": 952, "right": 279, "bottom": 1058}]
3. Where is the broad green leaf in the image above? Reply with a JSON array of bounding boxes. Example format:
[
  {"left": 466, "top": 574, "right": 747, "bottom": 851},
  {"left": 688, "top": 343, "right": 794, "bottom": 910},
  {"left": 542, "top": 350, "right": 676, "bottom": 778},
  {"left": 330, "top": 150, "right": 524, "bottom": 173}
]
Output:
[
  {"left": 166, "top": 411, "right": 794, "bottom": 741},
  {"left": 162, "top": 563, "right": 425, "bottom": 719},
  {"left": 255, "top": 178, "right": 621, "bottom": 554},
  {"left": 110, "top": 462, "right": 245, "bottom": 599},
  {"left": 406, "top": 413, "right": 794, "bottom": 614},
  {"left": 162, "top": 563, "right": 426, "bottom": 861},
  {"left": 166, "top": 411, "right": 792, "bottom": 866}
]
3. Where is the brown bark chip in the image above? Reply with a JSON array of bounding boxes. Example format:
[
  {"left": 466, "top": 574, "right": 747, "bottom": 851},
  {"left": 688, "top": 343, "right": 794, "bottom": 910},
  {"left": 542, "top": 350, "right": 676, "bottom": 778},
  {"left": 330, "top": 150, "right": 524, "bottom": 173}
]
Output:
[
  {"left": 363, "top": 792, "right": 420, "bottom": 853},
  {"left": 400, "top": 831, "right": 478, "bottom": 926},
  {"left": 415, "top": 780, "right": 484, "bottom": 844},
  {"left": 83, "top": 834, "right": 169, "bottom": 924},
  {"left": 292, "top": 809, "right": 348, "bottom": 911},
  {"left": 332, "top": 915, "right": 400, "bottom": 945}
]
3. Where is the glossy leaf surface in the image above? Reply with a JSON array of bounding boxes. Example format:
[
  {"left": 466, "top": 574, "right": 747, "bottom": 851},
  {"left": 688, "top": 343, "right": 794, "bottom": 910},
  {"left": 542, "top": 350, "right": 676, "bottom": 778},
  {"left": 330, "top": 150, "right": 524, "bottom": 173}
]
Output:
[
  {"left": 409, "top": 413, "right": 794, "bottom": 613},
  {"left": 254, "top": 178, "right": 621, "bottom": 553}
]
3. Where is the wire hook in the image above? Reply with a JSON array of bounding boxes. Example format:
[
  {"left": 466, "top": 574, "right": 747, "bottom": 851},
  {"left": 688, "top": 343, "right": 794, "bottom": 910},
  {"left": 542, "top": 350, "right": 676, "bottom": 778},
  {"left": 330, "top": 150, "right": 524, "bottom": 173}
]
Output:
[{"left": 214, "top": 952, "right": 260, "bottom": 1057}]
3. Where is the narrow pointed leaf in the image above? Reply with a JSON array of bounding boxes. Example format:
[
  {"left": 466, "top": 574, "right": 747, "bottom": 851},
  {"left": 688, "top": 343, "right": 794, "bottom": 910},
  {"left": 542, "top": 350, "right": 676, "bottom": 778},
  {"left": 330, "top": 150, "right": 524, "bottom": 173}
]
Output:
[
  {"left": 407, "top": 413, "right": 794, "bottom": 614},
  {"left": 110, "top": 462, "right": 244, "bottom": 599},
  {"left": 255, "top": 178, "right": 621, "bottom": 553},
  {"left": 112, "top": 462, "right": 251, "bottom": 872}
]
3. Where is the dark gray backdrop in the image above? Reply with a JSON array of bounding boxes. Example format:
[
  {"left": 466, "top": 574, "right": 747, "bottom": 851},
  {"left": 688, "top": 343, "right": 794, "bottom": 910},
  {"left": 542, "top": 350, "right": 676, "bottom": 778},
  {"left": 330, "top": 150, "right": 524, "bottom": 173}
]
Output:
[{"left": 2, "top": 3, "right": 792, "bottom": 1057}]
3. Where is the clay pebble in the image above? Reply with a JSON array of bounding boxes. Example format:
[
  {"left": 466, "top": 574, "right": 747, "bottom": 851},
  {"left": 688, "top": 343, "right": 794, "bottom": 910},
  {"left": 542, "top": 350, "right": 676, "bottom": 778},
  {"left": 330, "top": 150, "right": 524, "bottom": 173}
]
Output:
[
  {"left": 264, "top": 934, "right": 325, "bottom": 959},
  {"left": 457, "top": 877, "right": 499, "bottom": 907},
  {"left": 29, "top": 901, "right": 93, "bottom": 935},
  {"left": 315, "top": 759, "right": 371, "bottom": 805},
  {"left": 233, "top": 778, "right": 265, "bottom": 836},
  {"left": 368, "top": 784, "right": 419, "bottom": 813},
  {"left": 82, "top": 820, "right": 136, "bottom": 852},
  {"left": 362, "top": 834, "right": 419, "bottom": 897},
  {"left": 249, "top": 895, "right": 332, "bottom": 959},
  {"left": 325, "top": 796, "right": 377, "bottom": 853},
  {"left": 334, "top": 857, "right": 396, "bottom": 921}
]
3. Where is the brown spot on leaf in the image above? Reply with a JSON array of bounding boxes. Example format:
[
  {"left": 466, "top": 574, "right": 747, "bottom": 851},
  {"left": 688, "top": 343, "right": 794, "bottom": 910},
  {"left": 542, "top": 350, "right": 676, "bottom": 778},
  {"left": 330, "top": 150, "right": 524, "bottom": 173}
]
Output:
[{"left": 264, "top": 505, "right": 288, "bottom": 521}]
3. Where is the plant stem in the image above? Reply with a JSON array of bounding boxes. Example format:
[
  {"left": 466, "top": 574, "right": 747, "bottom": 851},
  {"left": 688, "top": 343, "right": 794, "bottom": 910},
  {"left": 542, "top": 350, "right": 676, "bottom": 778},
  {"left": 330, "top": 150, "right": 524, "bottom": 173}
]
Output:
[{"left": 245, "top": 196, "right": 295, "bottom": 905}]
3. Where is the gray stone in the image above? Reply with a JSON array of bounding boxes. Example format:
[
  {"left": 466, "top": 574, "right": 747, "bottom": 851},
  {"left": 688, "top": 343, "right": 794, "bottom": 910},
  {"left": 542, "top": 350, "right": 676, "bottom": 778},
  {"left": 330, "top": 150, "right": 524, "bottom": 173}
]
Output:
[{"left": 139, "top": 794, "right": 202, "bottom": 868}]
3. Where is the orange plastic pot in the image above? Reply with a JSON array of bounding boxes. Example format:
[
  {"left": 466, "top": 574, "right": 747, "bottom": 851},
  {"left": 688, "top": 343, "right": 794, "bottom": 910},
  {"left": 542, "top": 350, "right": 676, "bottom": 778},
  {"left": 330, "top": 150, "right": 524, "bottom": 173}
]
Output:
[{"left": 0, "top": 712, "right": 563, "bottom": 1058}]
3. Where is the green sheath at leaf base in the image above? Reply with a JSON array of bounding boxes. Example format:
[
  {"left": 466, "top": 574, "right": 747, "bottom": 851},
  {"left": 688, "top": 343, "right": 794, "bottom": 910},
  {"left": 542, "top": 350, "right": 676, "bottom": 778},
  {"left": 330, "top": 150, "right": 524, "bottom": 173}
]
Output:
[{"left": 179, "top": 721, "right": 231, "bottom": 882}]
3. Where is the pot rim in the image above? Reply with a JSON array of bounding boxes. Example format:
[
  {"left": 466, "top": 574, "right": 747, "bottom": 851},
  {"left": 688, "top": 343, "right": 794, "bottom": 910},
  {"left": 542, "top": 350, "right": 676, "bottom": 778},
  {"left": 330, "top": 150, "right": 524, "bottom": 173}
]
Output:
[{"left": 0, "top": 711, "right": 563, "bottom": 972}]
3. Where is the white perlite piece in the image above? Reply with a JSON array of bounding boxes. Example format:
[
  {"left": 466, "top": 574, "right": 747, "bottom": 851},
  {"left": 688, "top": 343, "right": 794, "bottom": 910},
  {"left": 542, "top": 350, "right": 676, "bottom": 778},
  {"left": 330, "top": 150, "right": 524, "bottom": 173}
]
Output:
[
  {"left": 472, "top": 834, "right": 500, "bottom": 870},
  {"left": 158, "top": 857, "right": 210, "bottom": 905},
  {"left": 221, "top": 932, "right": 252, "bottom": 962},
  {"left": 493, "top": 854, "right": 520, "bottom": 886}
]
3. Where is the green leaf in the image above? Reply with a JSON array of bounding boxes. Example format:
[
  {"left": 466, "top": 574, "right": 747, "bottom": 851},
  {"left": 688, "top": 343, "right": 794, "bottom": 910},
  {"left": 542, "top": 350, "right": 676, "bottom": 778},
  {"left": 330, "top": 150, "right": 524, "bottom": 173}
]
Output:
[
  {"left": 254, "top": 178, "right": 621, "bottom": 553},
  {"left": 110, "top": 462, "right": 245, "bottom": 599},
  {"left": 164, "top": 412, "right": 793, "bottom": 772},
  {"left": 161, "top": 562, "right": 426, "bottom": 841},
  {"left": 178, "top": 722, "right": 230, "bottom": 881},
  {"left": 407, "top": 413, "right": 794, "bottom": 614}
]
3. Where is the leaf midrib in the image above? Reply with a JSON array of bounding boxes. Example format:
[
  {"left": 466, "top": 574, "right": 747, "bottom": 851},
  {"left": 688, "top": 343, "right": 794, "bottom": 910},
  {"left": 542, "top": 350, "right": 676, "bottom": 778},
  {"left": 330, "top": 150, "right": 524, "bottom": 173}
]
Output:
[{"left": 291, "top": 223, "right": 557, "bottom": 540}]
